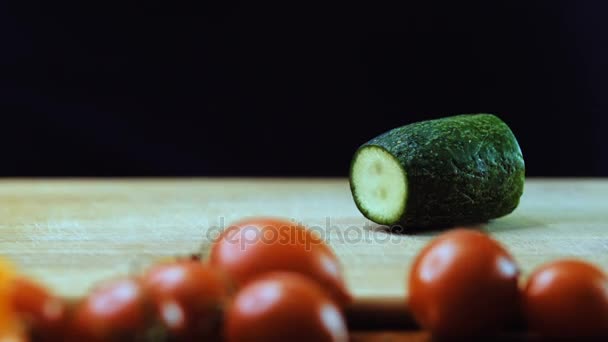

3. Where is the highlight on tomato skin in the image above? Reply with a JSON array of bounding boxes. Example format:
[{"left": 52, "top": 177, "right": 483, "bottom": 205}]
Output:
[
  {"left": 523, "top": 259, "right": 608, "bottom": 338},
  {"left": 224, "top": 272, "right": 348, "bottom": 342},
  {"left": 70, "top": 277, "right": 150, "bottom": 340},
  {"left": 408, "top": 228, "right": 521, "bottom": 337},
  {"left": 209, "top": 217, "right": 352, "bottom": 307},
  {"left": 141, "top": 259, "right": 230, "bottom": 339}
]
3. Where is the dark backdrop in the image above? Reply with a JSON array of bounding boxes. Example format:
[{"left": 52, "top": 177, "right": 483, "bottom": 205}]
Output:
[{"left": 1, "top": 1, "right": 606, "bottom": 176}]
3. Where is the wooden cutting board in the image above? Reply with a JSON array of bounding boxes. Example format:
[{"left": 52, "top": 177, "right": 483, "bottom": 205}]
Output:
[{"left": 0, "top": 178, "right": 606, "bottom": 306}]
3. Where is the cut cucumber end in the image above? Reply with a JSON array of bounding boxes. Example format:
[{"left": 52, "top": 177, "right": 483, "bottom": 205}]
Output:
[{"left": 350, "top": 145, "right": 408, "bottom": 225}]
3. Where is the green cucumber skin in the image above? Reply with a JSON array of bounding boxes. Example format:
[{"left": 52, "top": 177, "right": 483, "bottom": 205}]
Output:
[{"left": 353, "top": 113, "right": 525, "bottom": 227}]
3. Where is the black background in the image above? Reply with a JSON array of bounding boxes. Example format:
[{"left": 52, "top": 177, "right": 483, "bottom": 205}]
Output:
[{"left": 1, "top": 1, "right": 606, "bottom": 177}]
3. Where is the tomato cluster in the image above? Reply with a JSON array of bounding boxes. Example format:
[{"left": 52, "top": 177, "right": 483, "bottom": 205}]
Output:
[
  {"left": 408, "top": 229, "right": 608, "bottom": 338},
  {"left": 1, "top": 220, "right": 607, "bottom": 340},
  {"left": 0, "top": 218, "right": 350, "bottom": 341}
]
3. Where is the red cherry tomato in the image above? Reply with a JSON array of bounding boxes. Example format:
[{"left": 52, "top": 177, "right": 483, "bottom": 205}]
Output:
[
  {"left": 523, "top": 259, "right": 608, "bottom": 338},
  {"left": 10, "top": 277, "right": 66, "bottom": 336},
  {"left": 209, "top": 218, "right": 351, "bottom": 306},
  {"left": 224, "top": 272, "right": 348, "bottom": 342},
  {"left": 71, "top": 277, "right": 149, "bottom": 340},
  {"left": 408, "top": 229, "right": 520, "bottom": 336},
  {"left": 142, "top": 260, "right": 229, "bottom": 338}
]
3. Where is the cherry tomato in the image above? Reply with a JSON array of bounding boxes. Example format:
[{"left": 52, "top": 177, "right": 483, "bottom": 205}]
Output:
[
  {"left": 523, "top": 259, "right": 608, "bottom": 338},
  {"left": 408, "top": 229, "right": 520, "bottom": 336},
  {"left": 209, "top": 218, "right": 351, "bottom": 306},
  {"left": 10, "top": 277, "right": 66, "bottom": 336},
  {"left": 142, "top": 260, "right": 229, "bottom": 338},
  {"left": 71, "top": 277, "right": 149, "bottom": 340},
  {"left": 224, "top": 272, "right": 348, "bottom": 342}
]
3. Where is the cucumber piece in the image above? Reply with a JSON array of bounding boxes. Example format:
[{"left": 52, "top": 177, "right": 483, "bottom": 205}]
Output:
[{"left": 349, "top": 114, "right": 525, "bottom": 227}]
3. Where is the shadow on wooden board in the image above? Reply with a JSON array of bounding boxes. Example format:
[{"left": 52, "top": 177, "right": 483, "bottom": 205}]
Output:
[{"left": 366, "top": 214, "right": 547, "bottom": 237}]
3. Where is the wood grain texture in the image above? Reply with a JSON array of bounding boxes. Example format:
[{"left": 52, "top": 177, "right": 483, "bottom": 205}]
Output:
[{"left": 0, "top": 178, "right": 606, "bottom": 306}]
